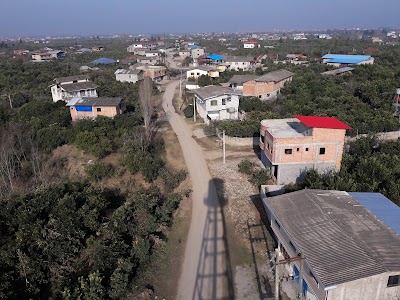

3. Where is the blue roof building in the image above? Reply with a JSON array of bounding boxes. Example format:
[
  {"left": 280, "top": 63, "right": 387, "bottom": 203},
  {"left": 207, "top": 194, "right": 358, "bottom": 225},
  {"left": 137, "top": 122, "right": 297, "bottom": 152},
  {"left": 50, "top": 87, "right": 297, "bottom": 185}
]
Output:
[
  {"left": 322, "top": 54, "right": 374, "bottom": 66},
  {"left": 91, "top": 57, "right": 118, "bottom": 64},
  {"left": 349, "top": 192, "right": 400, "bottom": 235},
  {"left": 207, "top": 54, "right": 225, "bottom": 61}
]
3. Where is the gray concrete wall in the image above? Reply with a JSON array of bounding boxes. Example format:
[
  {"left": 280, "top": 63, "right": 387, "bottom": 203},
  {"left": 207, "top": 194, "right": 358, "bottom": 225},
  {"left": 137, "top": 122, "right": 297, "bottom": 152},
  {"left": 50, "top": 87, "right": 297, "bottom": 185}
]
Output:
[
  {"left": 276, "top": 162, "right": 336, "bottom": 185},
  {"left": 217, "top": 131, "right": 259, "bottom": 147},
  {"left": 327, "top": 272, "right": 400, "bottom": 300}
]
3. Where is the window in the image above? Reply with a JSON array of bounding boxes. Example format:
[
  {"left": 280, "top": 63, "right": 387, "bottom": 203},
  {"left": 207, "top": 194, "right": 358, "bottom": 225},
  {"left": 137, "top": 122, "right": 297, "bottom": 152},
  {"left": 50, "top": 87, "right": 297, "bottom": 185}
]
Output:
[
  {"left": 319, "top": 147, "right": 326, "bottom": 155},
  {"left": 305, "top": 147, "right": 309, "bottom": 152},
  {"left": 226, "top": 96, "right": 231, "bottom": 102},
  {"left": 191, "top": 72, "right": 194, "bottom": 76},
  {"left": 267, "top": 143, "right": 269, "bottom": 149},
  {"left": 285, "top": 149, "right": 292, "bottom": 155},
  {"left": 96, "top": 108, "right": 102, "bottom": 112},
  {"left": 222, "top": 99, "right": 226, "bottom": 105},
  {"left": 259, "top": 95, "right": 262, "bottom": 99},
  {"left": 210, "top": 100, "right": 217, "bottom": 106},
  {"left": 388, "top": 275, "right": 400, "bottom": 287},
  {"left": 260, "top": 135, "right": 265, "bottom": 143},
  {"left": 297, "top": 148, "right": 300, "bottom": 152},
  {"left": 275, "top": 219, "right": 281, "bottom": 229}
]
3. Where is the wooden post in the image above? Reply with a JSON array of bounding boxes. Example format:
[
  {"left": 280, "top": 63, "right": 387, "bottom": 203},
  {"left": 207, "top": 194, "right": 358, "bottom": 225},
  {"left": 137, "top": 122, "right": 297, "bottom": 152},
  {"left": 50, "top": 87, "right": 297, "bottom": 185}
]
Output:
[{"left": 223, "top": 130, "right": 226, "bottom": 164}]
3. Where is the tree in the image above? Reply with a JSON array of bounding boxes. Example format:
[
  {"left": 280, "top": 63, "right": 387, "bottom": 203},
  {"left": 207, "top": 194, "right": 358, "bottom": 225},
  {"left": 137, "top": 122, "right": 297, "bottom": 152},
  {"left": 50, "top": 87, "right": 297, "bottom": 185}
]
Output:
[{"left": 139, "top": 77, "right": 156, "bottom": 151}]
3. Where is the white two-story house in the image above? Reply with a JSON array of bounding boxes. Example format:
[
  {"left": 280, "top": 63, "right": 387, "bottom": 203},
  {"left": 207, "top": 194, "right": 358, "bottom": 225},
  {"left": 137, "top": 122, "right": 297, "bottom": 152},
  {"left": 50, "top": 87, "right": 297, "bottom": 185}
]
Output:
[
  {"left": 114, "top": 69, "right": 144, "bottom": 83},
  {"left": 194, "top": 85, "right": 242, "bottom": 123},
  {"left": 224, "top": 56, "right": 254, "bottom": 71},
  {"left": 50, "top": 75, "right": 98, "bottom": 102}
]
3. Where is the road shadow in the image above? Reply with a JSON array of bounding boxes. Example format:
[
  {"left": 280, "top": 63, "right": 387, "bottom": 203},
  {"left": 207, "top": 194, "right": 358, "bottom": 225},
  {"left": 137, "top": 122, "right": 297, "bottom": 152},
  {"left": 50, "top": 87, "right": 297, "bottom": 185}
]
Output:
[{"left": 192, "top": 178, "right": 234, "bottom": 300}]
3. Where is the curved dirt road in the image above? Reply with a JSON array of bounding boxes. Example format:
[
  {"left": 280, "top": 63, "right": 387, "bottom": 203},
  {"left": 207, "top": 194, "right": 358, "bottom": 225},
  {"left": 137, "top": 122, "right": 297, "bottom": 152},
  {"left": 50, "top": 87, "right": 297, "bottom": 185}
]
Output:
[{"left": 162, "top": 81, "right": 232, "bottom": 300}]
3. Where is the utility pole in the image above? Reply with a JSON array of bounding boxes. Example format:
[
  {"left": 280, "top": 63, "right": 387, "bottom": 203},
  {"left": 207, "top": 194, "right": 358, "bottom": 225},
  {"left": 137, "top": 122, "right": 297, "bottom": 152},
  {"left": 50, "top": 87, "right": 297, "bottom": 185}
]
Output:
[
  {"left": 193, "top": 96, "right": 196, "bottom": 122},
  {"left": 223, "top": 130, "right": 226, "bottom": 164},
  {"left": 275, "top": 248, "right": 280, "bottom": 300}
]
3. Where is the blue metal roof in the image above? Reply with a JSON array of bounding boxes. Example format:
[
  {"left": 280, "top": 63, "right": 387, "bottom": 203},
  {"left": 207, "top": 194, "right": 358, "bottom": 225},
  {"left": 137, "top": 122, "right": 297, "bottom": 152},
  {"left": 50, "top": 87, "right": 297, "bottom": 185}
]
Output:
[
  {"left": 207, "top": 54, "right": 225, "bottom": 61},
  {"left": 322, "top": 54, "right": 370, "bottom": 64},
  {"left": 188, "top": 45, "right": 200, "bottom": 49},
  {"left": 349, "top": 192, "right": 400, "bottom": 235},
  {"left": 91, "top": 57, "right": 117, "bottom": 64}
]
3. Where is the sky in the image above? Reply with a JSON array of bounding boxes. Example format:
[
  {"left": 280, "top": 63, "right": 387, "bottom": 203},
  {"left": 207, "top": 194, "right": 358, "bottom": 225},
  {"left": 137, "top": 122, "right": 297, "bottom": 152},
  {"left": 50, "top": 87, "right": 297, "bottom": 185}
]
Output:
[{"left": 1, "top": 0, "right": 399, "bottom": 37}]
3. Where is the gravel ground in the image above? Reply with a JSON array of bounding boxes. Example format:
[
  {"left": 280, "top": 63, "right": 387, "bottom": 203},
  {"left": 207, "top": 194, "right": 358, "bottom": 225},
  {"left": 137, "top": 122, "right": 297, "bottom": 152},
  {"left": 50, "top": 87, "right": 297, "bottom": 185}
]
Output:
[
  {"left": 208, "top": 155, "right": 276, "bottom": 300},
  {"left": 208, "top": 157, "right": 260, "bottom": 238}
]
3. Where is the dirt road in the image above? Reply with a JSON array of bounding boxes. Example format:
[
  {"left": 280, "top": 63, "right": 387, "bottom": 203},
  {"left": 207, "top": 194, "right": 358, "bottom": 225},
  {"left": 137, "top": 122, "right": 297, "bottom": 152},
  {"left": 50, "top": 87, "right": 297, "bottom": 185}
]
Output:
[{"left": 162, "top": 81, "right": 232, "bottom": 300}]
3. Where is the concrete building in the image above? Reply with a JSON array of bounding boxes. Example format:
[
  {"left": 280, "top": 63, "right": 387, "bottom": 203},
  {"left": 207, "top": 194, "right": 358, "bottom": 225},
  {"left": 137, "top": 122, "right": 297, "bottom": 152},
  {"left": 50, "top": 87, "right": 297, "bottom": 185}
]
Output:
[
  {"left": 114, "top": 69, "right": 144, "bottom": 83},
  {"left": 186, "top": 66, "right": 220, "bottom": 79},
  {"left": 322, "top": 54, "right": 374, "bottom": 67},
  {"left": 194, "top": 85, "right": 242, "bottom": 123},
  {"left": 191, "top": 47, "right": 205, "bottom": 59},
  {"left": 135, "top": 65, "right": 167, "bottom": 81},
  {"left": 66, "top": 97, "right": 126, "bottom": 123},
  {"left": 179, "top": 50, "right": 190, "bottom": 58},
  {"left": 50, "top": 75, "right": 98, "bottom": 102},
  {"left": 224, "top": 56, "right": 254, "bottom": 71},
  {"left": 242, "top": 69, "right": 294, "bottom": 100},
  {"left": 259, "top": 116, "right": 351, "bottom": 184},
  {"left": 228, "top": 75, "right": 258, "bottom": 91},
  {"left": 261, "top": 189, "right": 400, "bottom": 300},
  {"left": 137, "top": 56, "right": 159, "bottom": 65}
]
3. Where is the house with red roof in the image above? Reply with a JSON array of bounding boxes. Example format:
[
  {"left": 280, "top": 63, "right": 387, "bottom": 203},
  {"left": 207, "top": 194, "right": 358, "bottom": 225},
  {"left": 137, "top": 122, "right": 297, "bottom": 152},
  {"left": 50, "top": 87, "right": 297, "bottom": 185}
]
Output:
[
  {"left": 243, "top": 40, "right": 258, "bottom": 49},
  {"left": 259, "top": 116, "right": 352, "bottom": 184}
]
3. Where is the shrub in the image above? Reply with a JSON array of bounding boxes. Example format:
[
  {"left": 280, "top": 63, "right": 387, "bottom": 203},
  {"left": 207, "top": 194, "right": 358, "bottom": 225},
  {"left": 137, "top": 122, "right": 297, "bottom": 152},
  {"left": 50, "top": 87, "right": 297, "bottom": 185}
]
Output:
[
  {"left": 183, "top": 105, "right": 194, "bottom": 118},
  {"left": 85, "top": 161, "right": 115, "bottom": 181},
  {"left": 160, "top": 168, "right": 187, "bottom": 192},
  {"left": 249, "top": 169, "right": 270, "bottom": 187},
  {"left": 238, "top": 159, "right": 256, "bottom": 175},
  {"left": 217, "top": 120, "right": 259, "bottom": 137}
]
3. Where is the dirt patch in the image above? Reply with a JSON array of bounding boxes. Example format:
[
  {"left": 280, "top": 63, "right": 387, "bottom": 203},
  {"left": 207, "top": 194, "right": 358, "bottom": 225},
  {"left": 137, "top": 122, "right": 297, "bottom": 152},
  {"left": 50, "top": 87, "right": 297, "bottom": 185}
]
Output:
[{"left": 52, "top": 144, "right": 95, "bottom": 179}]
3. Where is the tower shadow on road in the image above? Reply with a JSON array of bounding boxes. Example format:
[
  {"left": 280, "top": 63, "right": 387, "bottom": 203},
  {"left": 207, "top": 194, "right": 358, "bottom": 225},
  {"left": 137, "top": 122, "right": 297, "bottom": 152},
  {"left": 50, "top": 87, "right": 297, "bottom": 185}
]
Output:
[{"left": 192, "top": 178, "right": 234, "bottom": 300}]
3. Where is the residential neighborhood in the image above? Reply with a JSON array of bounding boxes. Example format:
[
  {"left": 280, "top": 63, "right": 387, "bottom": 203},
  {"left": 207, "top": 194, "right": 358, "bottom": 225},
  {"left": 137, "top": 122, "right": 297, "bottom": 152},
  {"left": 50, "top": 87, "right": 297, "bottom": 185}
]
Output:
[{"left": 1, "top": 7, "right": 400, "bottom": 300}]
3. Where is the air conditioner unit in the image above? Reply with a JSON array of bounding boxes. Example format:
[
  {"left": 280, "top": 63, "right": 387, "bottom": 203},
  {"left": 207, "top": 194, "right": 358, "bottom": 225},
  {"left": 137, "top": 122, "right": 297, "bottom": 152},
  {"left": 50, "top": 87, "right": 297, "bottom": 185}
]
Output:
[{"left": 227, "top": 107, "right": 236, "bottom": 113}]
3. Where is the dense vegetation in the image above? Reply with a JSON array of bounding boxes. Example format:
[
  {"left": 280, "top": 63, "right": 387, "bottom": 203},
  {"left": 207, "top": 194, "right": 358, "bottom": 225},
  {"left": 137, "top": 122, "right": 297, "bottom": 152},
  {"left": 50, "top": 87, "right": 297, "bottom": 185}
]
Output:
[
  {"left": 0, "top": 40, "right": 187, "bottom": 298},
  {"left": 0, "top": 182, "right": 183, "bottom": 299},
  {"left": 302, "top": 137, "right": 400, "bottom": 205},
  {"left": 211, "top": 41, "right": 400, "bottom": 137}
]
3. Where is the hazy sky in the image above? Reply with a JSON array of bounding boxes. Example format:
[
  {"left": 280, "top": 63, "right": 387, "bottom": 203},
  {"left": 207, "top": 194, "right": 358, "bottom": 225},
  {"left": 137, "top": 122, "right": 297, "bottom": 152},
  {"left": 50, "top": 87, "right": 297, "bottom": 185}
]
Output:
[{"left": 1, "top": 0, "right": 399, "bottom": 37}]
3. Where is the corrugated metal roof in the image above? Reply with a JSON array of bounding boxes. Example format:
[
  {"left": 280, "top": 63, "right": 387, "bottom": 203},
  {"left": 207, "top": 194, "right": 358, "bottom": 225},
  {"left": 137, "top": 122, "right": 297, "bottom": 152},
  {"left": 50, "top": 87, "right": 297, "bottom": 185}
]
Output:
[
  {"left": 66, "top": 97, "right": 123, "bottom": 107},
  {"left": 194, "top": 85, "right": 241, "bottom": 100},
  {"left": 295, "top": 115, "right": 352, "bottom": 130},
  {"left": 207, "top": 54, "right": 225, "bottom": 61},
  {"left": 265, "top": 189, "right": 400, "bottom": 287},
  {"left": 322, "top": 54, "right": 371, "bottom": 64},
  {"left": 91, "top": 57, "right": 117, "bottom": 64},
  {"left": 349, "top": 192, "right": 400, "bottom": 235}
]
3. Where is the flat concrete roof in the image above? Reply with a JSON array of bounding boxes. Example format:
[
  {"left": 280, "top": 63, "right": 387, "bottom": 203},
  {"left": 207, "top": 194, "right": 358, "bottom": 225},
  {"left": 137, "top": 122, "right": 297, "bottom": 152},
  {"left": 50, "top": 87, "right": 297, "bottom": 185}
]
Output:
[{"left": 260, "top": 118, "right": 308, "bottom": 138}]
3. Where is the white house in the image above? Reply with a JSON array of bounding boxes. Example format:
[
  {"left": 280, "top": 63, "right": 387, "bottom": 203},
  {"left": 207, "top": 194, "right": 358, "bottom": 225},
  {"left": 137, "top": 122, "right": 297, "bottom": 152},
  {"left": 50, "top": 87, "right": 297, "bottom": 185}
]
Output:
[
  {"left": 144, "top": 50, "right": 160, "bottom": 57},
  {"left": 50, "top": 75, "right": 98, "bottom": 102},
  {"left": 185, "top": 80, "right": 200, "bottom": 90},
  {"left": 114, "top": 69, "right": 144, "bottom": 83},
  {"left": 243, "top": 40, "right": 257, "bottom": 49},
  {"left": 224, "top": 56, "right": 254, "bottom": 71},
  {"left": 186, "top": 66, "right": 219, "bottom": 79},
  {"left": 194, "top": 86, "right": 242, "bottom": 123}
]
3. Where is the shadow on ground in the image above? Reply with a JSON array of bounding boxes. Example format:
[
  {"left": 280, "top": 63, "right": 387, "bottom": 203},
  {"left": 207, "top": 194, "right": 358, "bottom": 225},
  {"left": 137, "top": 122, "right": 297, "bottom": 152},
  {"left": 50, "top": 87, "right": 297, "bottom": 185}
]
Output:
[{"left": 191, "top": 178, "right": 234, "bottom": 300}]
